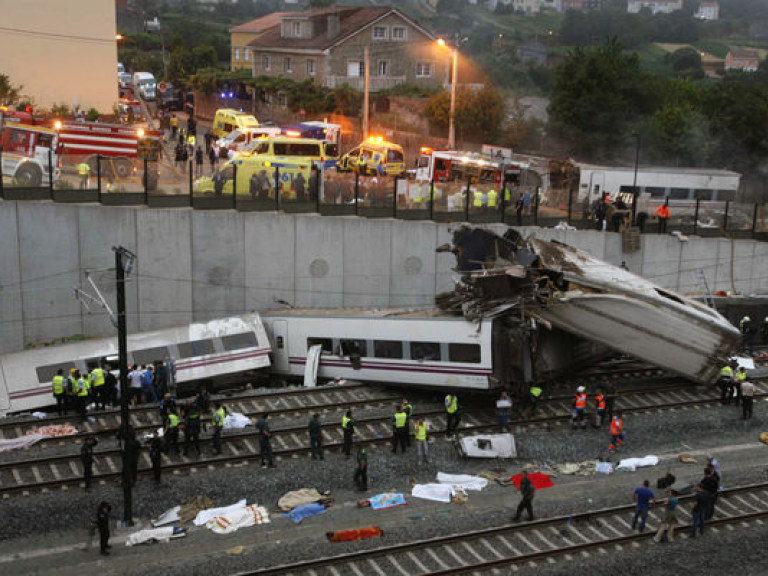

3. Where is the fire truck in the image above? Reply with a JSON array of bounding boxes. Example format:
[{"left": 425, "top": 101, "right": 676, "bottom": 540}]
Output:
[
  {"left": 413, "top": 147, "right": 529, "bottom": 187},
  {"left": 0, "top": 107, "right": 60, "bottom": 187}
]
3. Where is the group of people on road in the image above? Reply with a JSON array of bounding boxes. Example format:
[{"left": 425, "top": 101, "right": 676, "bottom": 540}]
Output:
[{"left": 718, "top": 359, "right": 756, "bottom": 419}]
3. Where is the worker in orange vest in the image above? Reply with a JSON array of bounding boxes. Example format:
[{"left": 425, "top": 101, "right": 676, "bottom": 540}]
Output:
[
  {"left": 608, "top": 410, "right": 625, "bottom": 452},
  {"left": 654, "top": 200, "right": 671, "bottom": 233},
  {"left": 594, "top": 388, "right": 607, "bottom": 428},
  {"left": 572, "top": 386, "right": 588, "bottom": 429}
]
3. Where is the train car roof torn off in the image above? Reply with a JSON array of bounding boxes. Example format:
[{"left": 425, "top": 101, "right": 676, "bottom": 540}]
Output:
[{"left": 435, "top": 227, "right": 741, "bottom": 384}]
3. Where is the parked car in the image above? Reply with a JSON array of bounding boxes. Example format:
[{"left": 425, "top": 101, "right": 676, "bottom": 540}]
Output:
[{"left": 118, "top": 72, "right": 132, "bottom": 89}]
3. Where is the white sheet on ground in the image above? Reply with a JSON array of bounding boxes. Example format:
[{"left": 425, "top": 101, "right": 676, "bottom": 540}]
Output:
[
  {"left": 0, "top": 433, "right": 46, "bottom": 453},
  {"left": 412, "top": 484, "right": 455, "bottom": 503},
  {"left": 459, "top": 434, "right": 516, "bottom": 458},
  {"left": 193, "top": 499, "right": 247, "bottom": 526},
  {"left": 436, "top": 472, "right": 488, "bottom": 491},
  {"left": 205, "top": 504, "right": 270, "bottom": 534},
  {"left": 126, "top": 527, "right": 183, "bottom": 546},
  {"left": 223, "top": 413, "right": 251, "bottom": 430},
  {"left": 616, "top": 455, "right": 659, "bottom": 472},
  {"left": 151, "top": 505, "right": 181, "bottom": 527}
]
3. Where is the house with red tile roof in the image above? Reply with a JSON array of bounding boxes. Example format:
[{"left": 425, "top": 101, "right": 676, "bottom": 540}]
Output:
[
  {"left": 725, "top": 49, "right": 760, "bottom": 72},
  {"left": 230, "top": 12, "right": 293, "bottom": 71}
]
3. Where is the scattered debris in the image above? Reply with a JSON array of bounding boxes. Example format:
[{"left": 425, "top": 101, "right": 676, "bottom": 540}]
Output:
[
  {"left": 552, "top": 461, "right": 597, "bottom": 476},
  {"left": 25, "top": 424, "right": 78, "bottom": 438},
  {"left": 0, "top": 433, "right": 46, "bottom": 453},
  {"left": 596, "top": 461, "right": 614, "bottom": 475},
  {"left": 458, "top": 433, "right": 516, "bottom": 459},
  {"left": 678, "top": 453, "right": 697, "bottom": 464},
  {"left": 223, "top": 412, "right": 253, "bottom": 429},
  {"left": 227, "top": 545, "right": 245, "bottom": 555},
  {"left": 760, "top": 432, "right": 768, "bottom": 445},
  {"left": 178, "top": 495, "right": 215, "bottom": 525}
]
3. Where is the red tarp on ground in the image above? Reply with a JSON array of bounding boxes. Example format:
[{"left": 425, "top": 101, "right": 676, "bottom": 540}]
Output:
[
  {"left": 509, "top": 472, "right": 554, "bottom": 490},
  {"left": 326, "top": 526, "right": 383, "bottom": 542}
]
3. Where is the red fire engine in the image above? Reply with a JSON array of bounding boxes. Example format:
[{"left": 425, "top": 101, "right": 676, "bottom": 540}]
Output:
[
  {"left": 0, "top": 107, "right": 60, "bottom": 186},
  {"left": 414, "top": 147, "right": 528, "bottom": 187}
]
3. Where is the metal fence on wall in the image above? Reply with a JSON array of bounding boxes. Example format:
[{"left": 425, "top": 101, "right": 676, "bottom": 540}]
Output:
[{"left": 2, "top": 151, "right": 766, "bottom": 240}]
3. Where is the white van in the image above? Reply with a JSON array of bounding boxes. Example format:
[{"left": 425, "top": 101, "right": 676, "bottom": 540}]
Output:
[
  {"left": 117, "top": 62, "right": 125, "bottom": 74},
  {"left": 132, "top": 72, "right": 157, "bottom": 101}
]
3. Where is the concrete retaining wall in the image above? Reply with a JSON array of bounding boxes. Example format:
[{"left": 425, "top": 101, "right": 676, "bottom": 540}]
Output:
[{"left": 1, "top": 201, "right": 766, "bottom": 354}]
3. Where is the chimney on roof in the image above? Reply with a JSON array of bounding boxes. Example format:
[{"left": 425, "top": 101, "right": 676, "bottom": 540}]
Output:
[{"left": 327, "top": 13, "right": 340, "bottom": 39}]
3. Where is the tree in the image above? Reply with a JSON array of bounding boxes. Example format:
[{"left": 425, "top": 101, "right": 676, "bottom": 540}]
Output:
[
  {"left": 425, "top": 85, "right": 505, "bottom": 144},
  {"left": 0, "top": 74, "right": 23, "bottom": 106}
]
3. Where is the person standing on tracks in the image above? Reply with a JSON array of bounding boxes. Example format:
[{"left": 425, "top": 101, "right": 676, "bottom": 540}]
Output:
[
  {"left": 608, "top": 410, "right": 625, "bottom": 452},
  {"left": 402, "top": 398, "right": 413, "bottom": 446},
  {"left": 257, "top": 412, "right": 275, "bottom": 468},
  {"left": 391, "top": 405, "right": 408, "bottom": 454},
  {"left": 80, "top": 436, "right": 98, "bottom": 490},
  {"left": 96, "top": 501, "right": 112, "bottom": 556},
  {"left": 170, "top": 114, "right": 178, "bottom": 139},
  {"left": 653, "top": 489, "right": 679, "bottom": 543},
  {"left": 353, "top": 444, "right": 368, "bottom": 492},
  {"left": 528, "top": 384, "right": 543, "bottom": 417},
  {"left": 734, "top": 366, "right": 747, "bottom": 406},
  {"left": 593, "top": 388, "right": 607, "bottom": 428},
  {"left": 444, "top": 392, "right": 460, "bottom": 439},
  {"left": 90, "top": 364, "right": 106, "bottom": 411},
  {"left": 104, "top": 363, "right": 117, "bottom": 408},
  {"left": 631, "top": 480, "right": 655, "bottom": 532},
  {"left": 342, "top": 410, "right": 355, "bottom": 459},
  {"left": 690, "top": 484, "right": 710, "bottom": 538},
  {"left": 195, "top": 146, "right": 204, "bottom": 177},
  {"left": 148, "top": 430, "right": 164, "bottom": 483},
  {"left": 604, "top": 379, "right": 618, "bottom": 421},
  {"left": 513, "top": 470, "right": 535, "bottom": 522},
  {"left": 121, "top": 426, "right": 141, "bottom": 487},
  {"left": 160, "top": 392, "right": 177, "bottom": 422},
  {"left": 75, "top": 370, "right": 90, "bottom": 420},
  {"left": 211, "top": 401, "right": 226, "bottom": 455},
  {"left": 725, "top": 360, "right": 738, "bottom": 405},
  {"left": 719, "top": 361, "right": 734, "bottom": 405},
  {"left": 308, "top": 412, "right": 324, "bottom": 460},
  {"left": 414, "top": 417, "right": 429, "bottom": 465},
  {"left": 163, "top": 407, "right": 180, "bottom": 456},
  {"left": 183, "top": 399, "right": 201, "bottom": 456},
  {"left": 741, "top": 378, "right": 756, "bottom": 419},
  {"left": 701, "top": 467, "right": 719, "bottom": 520},
  {"left": 572, "top": 386, "right": 587, "bottom": 429},
  {"left": 52, "top": 368, "right": 67, "bottom": 416},
  {"left": 67, "top": 368, "right": 78, "bottom": 414},
  {"left": 497, "top": 391, "right": 513, "bottom": 432}
]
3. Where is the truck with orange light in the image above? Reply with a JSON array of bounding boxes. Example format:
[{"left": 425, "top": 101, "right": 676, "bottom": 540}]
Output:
[{"left": 0, "top": 107, "right": 60, "bottom": 187}]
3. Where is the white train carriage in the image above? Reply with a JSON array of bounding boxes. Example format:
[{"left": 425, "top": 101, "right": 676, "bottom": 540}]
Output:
[
  {"left": 0, "top": 314, "right": 271, "bottom": 417},
  {"left": 261, "top": 308, "right": 502, "bottom": 390}
]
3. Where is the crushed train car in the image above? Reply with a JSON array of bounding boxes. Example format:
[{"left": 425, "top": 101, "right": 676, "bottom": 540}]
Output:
[{"left": 436, "top": 227, "right": 740, "bottom": 384}]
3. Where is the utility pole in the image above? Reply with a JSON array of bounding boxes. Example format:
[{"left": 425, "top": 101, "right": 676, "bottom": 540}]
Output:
[
  {"left": 113, "top": 246, "right": 136, "bottom": 525},
  {"left": 363, "top": 45, "right": 370, "bottom": 139}
]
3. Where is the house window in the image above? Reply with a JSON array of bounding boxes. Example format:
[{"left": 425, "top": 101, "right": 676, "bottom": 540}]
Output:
[
  {"left": 243, "top": 48, "right": 250, "bottom": 61},
  {"left": 391, "top": 26, "right": 407, "bottom": 41},
  {"left": 377, "top": 60, "right": 388, "bottom": 76},
  {"left": 262, "top": 55, "right": 271, "bottom": 71},
  {"left": 347, "top": 60, "right": 364, "bottom": 77},
  {"left": 307, "top": 59, "right": 315, "bottom": 76},
  {"left": 372, "top": 26, "right": 387, "bottom": 40},
  {"left": 278, "top": 92, "right": 287, "bottom": 108},
  {"left": 415, "top": 62, "right": 433, "bottom": 77},
  {"left": 284, "top": 56, "right": 293, "bottom": 73},
  {"left": 292, "top": 21, "right": 302, "bottom": 37},
  {"left": 234, "top": 47, "right": 240, "bottom": 61}
]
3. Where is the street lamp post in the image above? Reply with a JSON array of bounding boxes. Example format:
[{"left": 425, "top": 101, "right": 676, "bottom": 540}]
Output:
[
  {"left": 631, "top": 132, "right": 640, "bottom": 225},
  {"left": 438, "top": 39, "right": 458, "bottom": 150}
]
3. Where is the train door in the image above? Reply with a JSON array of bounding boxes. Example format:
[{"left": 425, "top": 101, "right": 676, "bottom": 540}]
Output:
[
  {"left": 271, "top": 320, "right": 290, "bottom": 373},
  {"left": 588, "top": 172, "right": 605, "bottom": 204}
]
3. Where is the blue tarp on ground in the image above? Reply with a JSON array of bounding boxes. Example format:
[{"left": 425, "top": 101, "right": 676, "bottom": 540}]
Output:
[{"left": 286, "top": 502, "right": 326, "bottom": 524}]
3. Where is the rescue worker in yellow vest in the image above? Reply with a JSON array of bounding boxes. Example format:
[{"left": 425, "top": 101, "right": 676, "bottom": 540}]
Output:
[
  {"left": 608, "top": 410, "right": 625, "bottom": 452},
  {"left": 528, "top": 384, "right": 543, "bottom": 417},
  {"left": 720, "top": 361, "right": 735, "bottom": 405},
  {"left": 75, "top": 370, "right": 90, "bottom": 420},
  {"left": 402, "top": 397, "right": 413, "bottom": 446},
  {"left": 414, "top": 417, "right": 429, "bottom": 465},
  {"left": 90, "top": 365, "right": 106, "bottom": 411},
  {"left": 487, "top": 188, "right": 498, "bottom": 211},
  {"left": 472, "top": 189, "right": 483, "bottom": 211},
  {"left": 391, "top": 405, "right": 408, "bottom": 454},
  {"left": 52, "top": 369, "right": 67, "bottom": 416},
  {"left": 77, "top": 162, "right": 91, "bottom": 189},
  {"left": 67, "top": 368, "right": 78, "bottom": 413},
  {"left": 356, "top": 155, "right": 368, "bottom": 176},
  {"left": 164, "top": 408, "right": 180, "bottom": 455},
  {"left": 503, "top": 184, "right": 512, "bottom": 211},
  {"left": 445, "top": 392, "right": 460, "bottom": 439},
  {"left": 211, "top": 401, "right": 226, "bottom": 455},
  {"left": 735, "top": 366, "right": 747, "bottom": 406},
  {"left": 572, "top": 386, "right": 587, "bottom": 429},
  {"left": 342, "top": 410, "right": 355, "bottom": 458},
  {"left": 594, "top": 388, "right": 607, "bottom": 428}
]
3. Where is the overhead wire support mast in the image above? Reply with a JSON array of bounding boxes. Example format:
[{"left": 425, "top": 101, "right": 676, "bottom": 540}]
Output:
[{"left": 74, "top": 268, "right": 118, "bottom": 327}]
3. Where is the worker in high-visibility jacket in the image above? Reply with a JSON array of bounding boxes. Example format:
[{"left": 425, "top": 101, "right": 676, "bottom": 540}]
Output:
[
  {"left": 342, "top": 410, "right": 355, "bottom": 458},
  {"left": 90, "top": 365, "right": 106, "bottom": 411},
  {"left": 594, "top": 388, "right": 607, "bottom": 428},
  {"left": 211, "top": 401, "right": 226, "bottom": 455},
  {"left": 444, "top": 393, "right": 460, "bottom": 438},
  {"left": 572, "top": 386, "right": 587, "bottom": 429},
  {"left": 402, "top": 397, "right": 413, "bottom": 446},
  {"left": 720, "top": 361, "right": 735, "bottom": 405},
  {"left": 75, "top": 370, "right": 90, "bottom": 420},
  {"left": 608, "top": 411, "right": 625, "bottom": 452},
  {"left": 654, "top": 201, "right": 671, "bottom": 233},
  {"left": 528, "top": 384, "right": 543, "bottom": 416},
  {"left": 487, "top": 188, "right": 498, "bottom": 211},
  {"left": 52, "top": 369, "right": 67, "bottom": 416},
  {"left": 472, "top": 189, "right": 483, "bottom": 209},
  {"left": 77, "top": 162, "right": 91, "bottom": 189},
  {"left": 735, "top": 366, "right": 747, "bottom": 406},
  {"left": 391, "top": 405, "right": 408, "bottom": 454},
  {"left": 164, "top": 408, "right": 180, "bottom": 455},
  {"left": 414, "top": 417, "right": 429, "bottom": 465}
]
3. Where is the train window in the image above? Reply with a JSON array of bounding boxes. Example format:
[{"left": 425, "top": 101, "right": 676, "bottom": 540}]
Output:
[
  {"left": 668, "top": 188, "right": 690, "bottom": 200},
  {"left": 374, "top": 340, "right": 403, "bottom": 359},
  {"left": 716, "top": 189, "right": 736, "bottom": 201},
  {"left": 340, "top": 339, "right": 367, "bottom": 357},
  {"left": 132, "top": 346, "right": 170, "bottom": 365},
  {"left": 36, "top": 362, "right": 76, "bottom": 384},
  {"left": 308, "top": 337, "right": 333, "bottom": 354},
  {"left": 176, "top": 339, "right": 215, "bottom": 359},
  {"left": 694, "top": 189, "right": 713, "bottom": 201},
  {"left": 646, "top": 187, "right": 665, "bottom": 197},
  {"left": 221, "top": 332, "right": 259, "bottom": 351},
  {"left": 410, "top": 342, "right": 441, "bottom": 361},
  {"left": 448, "top": 343, "right": 481, "bottom": 363}
]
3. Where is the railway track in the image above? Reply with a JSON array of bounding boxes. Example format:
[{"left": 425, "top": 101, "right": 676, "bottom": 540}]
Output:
[
  {"left": 2, "top": 376, "right": 766, "bottom": 496},
  {"left": 239, "top": 482, "right": 768, "bottom": 575}
]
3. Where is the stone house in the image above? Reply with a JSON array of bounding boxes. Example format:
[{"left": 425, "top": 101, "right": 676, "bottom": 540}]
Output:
[
  {"left": 230, "top": 12, "right": 292, "bottom": 71},
  {"left": 724, "top": 49, "right": 760, "bottom": 72},
  {"left": 694, "top": 1, "right": 719, "bottom": 20},
  {"left": 245, "top": 6, "right": 441, "bottom": 93},
  {"left": 627, "top": 0, "right": 683, "bottom": 14}
]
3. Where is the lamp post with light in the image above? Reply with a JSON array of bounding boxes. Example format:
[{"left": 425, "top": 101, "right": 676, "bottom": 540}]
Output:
[
  {"left": 437, "top": 38, "right": 458, "bottom": 150},
  {"left": 631, "top": 132, "right": 640, "bottom": 225}
]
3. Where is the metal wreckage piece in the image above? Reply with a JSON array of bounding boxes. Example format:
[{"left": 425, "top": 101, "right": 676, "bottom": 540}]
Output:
[{"left": 436, "top": 226, "right": 740, "bottom": 384}]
